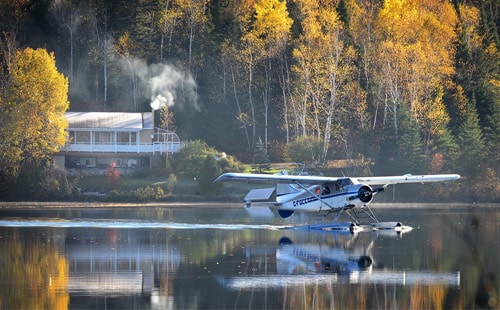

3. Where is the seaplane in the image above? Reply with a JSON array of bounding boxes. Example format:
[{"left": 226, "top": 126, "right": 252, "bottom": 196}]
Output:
[{"left": 214, "top": 171, "right": 460, "bottom": 231}]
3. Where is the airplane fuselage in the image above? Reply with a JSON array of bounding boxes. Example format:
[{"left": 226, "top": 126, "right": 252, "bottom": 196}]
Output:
[{"left": 275, "top": 183, "right": 372, "bottom": 218}]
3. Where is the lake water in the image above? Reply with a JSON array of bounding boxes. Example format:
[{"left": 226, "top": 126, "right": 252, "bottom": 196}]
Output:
[{"left": 0, "top": 204, "right": 498, "bottom": 309}]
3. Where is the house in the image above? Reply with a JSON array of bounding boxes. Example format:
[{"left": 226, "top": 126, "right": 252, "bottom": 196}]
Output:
[{"left": 54, "top": 112, "right": 182, "bottom": 172}]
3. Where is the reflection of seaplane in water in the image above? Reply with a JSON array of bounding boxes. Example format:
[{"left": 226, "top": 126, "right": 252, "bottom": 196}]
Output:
[
  {"left": 215, "top": 171, "right": 460, "bottom": 230},
  {"left": 218, "top": 232, "right": 460, "bottom": 290},
  {"left": 275, "top": 235, "right": 373, "bottom": 276}
]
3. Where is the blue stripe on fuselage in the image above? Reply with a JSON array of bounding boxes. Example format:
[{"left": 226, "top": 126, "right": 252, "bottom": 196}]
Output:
[{"left": 277, "top": 191, "right": 358, "bottom": 207}]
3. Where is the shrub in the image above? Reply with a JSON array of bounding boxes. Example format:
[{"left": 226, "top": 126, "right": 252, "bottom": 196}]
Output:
[
  {"left": 172, "top": 140, "right": 217, "bottom": 178},
  {"left": 285, "top": 136, "right": 323, "bottom": 165},
  {"left": 106, "top": 162, "right": 120, "bottom": 186},
  {"left": 166, "top": 174, "right": 177, "bottom": 195},
  {"left": 172, "top": 139, "right": 244, "bottom": 177},
  {"left": 197, "top": 155, "right": 222, "bottom": 197},
  {"left": 155, "top": 186, "right": 165, "bottom": 199},
  {"left": 135, "top": 186, "right": 155, "bottom": 201}
]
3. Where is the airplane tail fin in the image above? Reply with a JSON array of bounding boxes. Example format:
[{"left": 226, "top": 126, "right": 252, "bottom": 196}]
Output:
[
  {"left": 243, "top": 170, "right": 298, "bottom": 218},
  {"left": 243, "top": 187, "right": 294, "bottom": 218}
]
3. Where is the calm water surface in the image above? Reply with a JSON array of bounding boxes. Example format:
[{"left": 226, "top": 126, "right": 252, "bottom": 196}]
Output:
[{"left": 0, "top": 204, "right": 498, "bottom": 309}]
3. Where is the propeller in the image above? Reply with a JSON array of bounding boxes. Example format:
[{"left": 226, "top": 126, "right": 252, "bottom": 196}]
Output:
[
  {"left": 358, "top": 186, "right": 374, "bottom": 203},
  {"left": 348, "top": 185, "right": 385, "bottom": 203}
]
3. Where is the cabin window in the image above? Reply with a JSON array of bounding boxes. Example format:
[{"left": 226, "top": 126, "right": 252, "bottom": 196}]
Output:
[
  {"left": 94, "top": 132, "right": 113, "bottom": 144},
  {"left": 325, "top": 182, "right": 340, "bottom": 192},
  {"left": 117, "top": 132, "right": 130, "bottom": 145},
  {"left": 116, "top": 131, "right": 138, "bottom": 145},
  {"left": 338, "top": 178, "right": 353, "bottom": 188},
  {"left": 75, "top": 131, "right": 90, "bottom": 143},
  {"left": 84, "top": 158, "right": 96, "bottom": 168}
]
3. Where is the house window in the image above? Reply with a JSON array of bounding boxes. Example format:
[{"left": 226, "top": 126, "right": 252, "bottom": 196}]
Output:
[
  {"left": 116, "top": 132, "right": 137, "bottom": 145},
  {"left": 117, "top": 132, "right": 129, "bottom": 145},
  {"left": 84, "top": 158, "right": 96, "bottom": 168},
  {"left": 94, "top": 132, "right": 113, "bottom": 144},
  {"left": 76, "top": 131, "right": 90, "bottom": 143}
]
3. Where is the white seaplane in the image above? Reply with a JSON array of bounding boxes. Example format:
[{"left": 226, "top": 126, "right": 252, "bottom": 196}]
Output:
[{"left": 214, "top": 171, "right": 460, "bottom": 230}]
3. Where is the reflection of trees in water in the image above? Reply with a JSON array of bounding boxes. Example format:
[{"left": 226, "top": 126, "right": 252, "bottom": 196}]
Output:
[
  {"left": 445, "top": 211, "right": 498, "bottom": 309},
  {"left": 0, "top": 228, "right": 69, "bottom": 309}
]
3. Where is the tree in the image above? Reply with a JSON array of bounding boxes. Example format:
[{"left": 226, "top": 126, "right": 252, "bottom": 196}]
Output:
[
  {"left": 291, "top": 0, "right": 356, "bottom": 161},
  {"left": 251, "top": 0, "right": 292, "bottom": 149},
  {"left": 285, "top": 135, "right": 323, "bottom": 167},
  {"left": 484, "top": 79, "right": 500, "bottom": 199},
  {"left": 179, "top": 0, "right": 210, "bottom": 71},
  {"left": 134, "top": 0, "right": 162, "bottom": 62},
  {"left": 197, "top": 154, "right": 222, "bottom": 197},
  {"left": 0, "top": 47, "right": 69, "bottom": 198},
  {"left": 456, "top": 99, "right": 487, "bottom": 200},
  {"left": 252, "top": 137, "right": 270, "bottom": 173},
  {"left": 114, "top": 32, "right": 141, "bottom": 111},
  {"left": 158, "top": 0, "right": 183, "bottom": 61},
  {"left": 0, "top": 0, "right": 30, "bottom": 39},
  {"left": 159, "top": 105, "right": 176, "bottom": 131},
  {"left": 172, "top": 139, "right": 217, "bottom": 178},
  {"left": 397, "top": 111, "right": 426, "bottom": 174},
  {"left": 374, "top": 0, "right": 458, "bottom": 147}
]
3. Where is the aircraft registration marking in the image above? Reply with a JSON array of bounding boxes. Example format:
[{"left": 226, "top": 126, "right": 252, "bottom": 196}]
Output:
[
  {"left": 292, "top": 196, "right": 317, "bottom": 207},
  {"left": 291, "top": 191, "right": 360, "bottom": 208}
]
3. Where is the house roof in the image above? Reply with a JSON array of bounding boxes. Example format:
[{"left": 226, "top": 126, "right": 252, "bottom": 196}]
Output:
[{"left": 66, "top": 112, "right": 153, "bottom": 129}]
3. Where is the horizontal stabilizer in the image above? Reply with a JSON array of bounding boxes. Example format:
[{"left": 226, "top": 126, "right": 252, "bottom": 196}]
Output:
[{"left": 244, "top": 188, "right": 276, "bottom": 203}]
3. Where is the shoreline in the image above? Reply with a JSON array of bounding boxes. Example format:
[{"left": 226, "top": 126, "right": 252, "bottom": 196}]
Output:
[{"left": 0, "top": 201, "right": 496, "bottom": 210}]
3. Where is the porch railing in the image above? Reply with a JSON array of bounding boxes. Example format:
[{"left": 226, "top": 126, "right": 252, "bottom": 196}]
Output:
[{"left": 61, "top": 142, "right": 183, "bottom": 154}]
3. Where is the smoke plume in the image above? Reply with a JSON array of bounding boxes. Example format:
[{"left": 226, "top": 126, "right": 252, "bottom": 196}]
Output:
[{"left": 144, "top": 62, "right": 199, "bottom": 111}]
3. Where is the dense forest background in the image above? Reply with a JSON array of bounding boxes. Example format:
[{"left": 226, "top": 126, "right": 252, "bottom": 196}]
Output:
[{"left": 0, "top": 0, "right": 499, "bottom": 201}]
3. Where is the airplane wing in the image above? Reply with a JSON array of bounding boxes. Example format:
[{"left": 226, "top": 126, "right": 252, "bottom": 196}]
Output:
[
  {"left": 215, "top": 172, "right": 460, "bottom": 186},
  {"left": 214, "top": 172, "right": 343, "bottom": 185},
  {"left": 354, "top": 174, "right": 460, "bottom": 186}
]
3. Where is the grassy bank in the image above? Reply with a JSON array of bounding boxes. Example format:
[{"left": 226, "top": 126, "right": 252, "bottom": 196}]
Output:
[{"left": 71, "top": 174, "right": 256, "bottom": 203}]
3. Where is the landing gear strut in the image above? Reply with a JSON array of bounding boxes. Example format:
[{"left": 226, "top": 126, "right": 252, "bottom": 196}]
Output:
[{"left": 344, "top": 204, "right": 378, "bottom": 225}]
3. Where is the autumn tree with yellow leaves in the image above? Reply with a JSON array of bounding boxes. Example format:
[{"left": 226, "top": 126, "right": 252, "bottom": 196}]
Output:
[{"left": 0, "top": 47, "right": 69, "bottom": 199}]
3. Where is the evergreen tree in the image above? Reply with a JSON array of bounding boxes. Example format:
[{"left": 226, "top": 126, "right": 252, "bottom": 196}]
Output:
[
  {"left": 430, "top": 127, "right": 459, "bottom": 173},
  {"left": 484, "top": 80, "right": 500, "bottom": 199},
  {"left": 372, "top": 124, "right": 398, "bottom": 176},
  {"left": 252, "top": 137, "right": 270, "bottom": 173},
  {"left": 456, "top": 98, "right": 487, "bottom": 200},
  {"left": 134, "top": 0, "right": 162, "bottom": 62},
  {"left": 397, "top": 112, "right": 426, "bottom": 174}
]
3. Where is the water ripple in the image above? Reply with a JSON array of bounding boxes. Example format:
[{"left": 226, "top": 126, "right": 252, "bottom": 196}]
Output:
[{"left": 0, "top": 218, "right": 289, "bottom": 230}]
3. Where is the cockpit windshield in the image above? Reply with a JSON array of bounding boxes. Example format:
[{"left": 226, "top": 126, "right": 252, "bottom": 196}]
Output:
[{"left": 338, "top": 178, "right": 353, "bottom": 188}]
